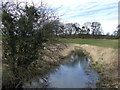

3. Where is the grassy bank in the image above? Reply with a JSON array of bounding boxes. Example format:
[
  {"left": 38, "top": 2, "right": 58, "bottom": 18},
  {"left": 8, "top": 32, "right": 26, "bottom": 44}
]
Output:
[
  {"left": 75, "top": 44, "right": 119, "bottom": 88},
  {"left": 91, "top": 62, "right": 118, "bottom": 88},
  {"left": 2, "top": 40, "right": 119, "bottom": 88},
  {"left": 62, "top": 45, "right": 119, "bottom": 88},
  {"left": 58, "top": 38, "right": 119, "bottom": 49}
]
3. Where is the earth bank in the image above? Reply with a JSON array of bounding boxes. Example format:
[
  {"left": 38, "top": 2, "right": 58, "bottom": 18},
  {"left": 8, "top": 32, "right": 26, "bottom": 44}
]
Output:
[
  {"left": 41, "top": 43, "right": 119, "bottom": 88},
  {"left": 2, "top": 42, "right": 119, "bottom": 88}
]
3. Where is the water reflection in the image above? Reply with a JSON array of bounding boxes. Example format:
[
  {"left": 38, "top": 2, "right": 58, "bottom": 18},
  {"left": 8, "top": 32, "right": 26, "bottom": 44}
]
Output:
[{"left": 23, "top": 53, "right": 99, "bottom": 88}]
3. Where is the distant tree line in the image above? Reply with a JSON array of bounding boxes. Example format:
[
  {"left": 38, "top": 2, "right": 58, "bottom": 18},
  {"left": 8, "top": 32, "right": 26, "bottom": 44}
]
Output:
[
  {"left": 53, "top": 21, "right": 120, "bottom": 38},
  {"left": 53, "top": 21, "right": 104, "bottom": 36}
]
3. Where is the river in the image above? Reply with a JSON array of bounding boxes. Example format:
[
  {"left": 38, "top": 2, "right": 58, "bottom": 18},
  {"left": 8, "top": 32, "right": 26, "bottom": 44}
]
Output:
[{"left": 23, "top": 53, "right": 99, "bottom": 88}]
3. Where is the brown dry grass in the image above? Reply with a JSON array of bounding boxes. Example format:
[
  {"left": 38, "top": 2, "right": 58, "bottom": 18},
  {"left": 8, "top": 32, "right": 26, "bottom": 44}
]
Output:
[{"left": 59, "top": 43, "right": 118, "bottom": 88}]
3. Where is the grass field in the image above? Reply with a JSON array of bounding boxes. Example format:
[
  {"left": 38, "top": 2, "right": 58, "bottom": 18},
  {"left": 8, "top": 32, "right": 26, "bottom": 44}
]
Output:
[{"left": 58, "top": 38, "right": 119, "bottom": 49}]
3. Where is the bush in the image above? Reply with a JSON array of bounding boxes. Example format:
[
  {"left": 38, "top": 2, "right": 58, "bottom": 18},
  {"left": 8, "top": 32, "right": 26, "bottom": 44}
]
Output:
[{"left": 2, "top": 1, "right": 59, "bottom": 88}]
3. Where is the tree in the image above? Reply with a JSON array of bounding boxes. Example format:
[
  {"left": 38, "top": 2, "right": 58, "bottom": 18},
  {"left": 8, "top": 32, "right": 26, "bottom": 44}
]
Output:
[
  {"left": 84, "top": 22, "right": 91, "bottom": 34},
  {"left": 81, "top": 26, "right": 87, "bottom": 34},
  {"left": 106, "top": 32, "right": 110, "bottom": 36},
  {"left": 52, "top": 20, "right": 65, "bottom": 36},
  {"left": 91, "top": 22, "right": 103, "bottom": 35},
  {"left": 64, "top": 23, "right": 73, "bottom": 35},
  {"left": 117, "top": 24, "right": 120, "bottom": 36},
  {"left": 112, "top": 25, "right": 120, "bottom": 36},
  {"left": 112, "top": 30, "right": 117, "bottom": 36},
  {"left": 2, "top": 1, "right": 59, "bottom": 88},
  {"left": 57, "top": 22, "right": 65, "bottom": 35},
  {"left": 72, "top": 23, "right": 81, "bottom": 34}
]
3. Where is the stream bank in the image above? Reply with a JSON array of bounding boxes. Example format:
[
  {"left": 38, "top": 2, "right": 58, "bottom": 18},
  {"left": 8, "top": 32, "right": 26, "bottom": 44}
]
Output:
[
  {"left": 63, "top": 43, "right": 119, "bottom": 88},
  {"left": 78, "top": 44, "right": 119, "bottom": 88},
  {"left": 2, "top": 42, "right": 119, "bottom": 88},
  {"left": 29, "top": 42, "right": 119, "bottom": 88}
]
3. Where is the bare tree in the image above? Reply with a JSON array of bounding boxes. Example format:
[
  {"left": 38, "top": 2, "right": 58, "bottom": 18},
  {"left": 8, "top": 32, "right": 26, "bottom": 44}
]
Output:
[
  {"left": 72, "top": 23, "right": 81, "bottom": 34},
  {"left": 64, "top": 23, "right": 73, "bottom": 35},
  {"left": 91, "top": 22, "right": 103, "bottom": 35},
  {"left": 84, "top": 22, "right": 91, "bottom": 34}
]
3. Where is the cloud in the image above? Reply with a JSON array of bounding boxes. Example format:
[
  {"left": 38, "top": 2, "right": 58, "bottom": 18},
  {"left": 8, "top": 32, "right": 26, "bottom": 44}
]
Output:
[
  {"left": 2, "top": 0, "right": 119, "bottom": 34},
  {"left": 43, "top": 0, "right": 118, "bottom": 34}
]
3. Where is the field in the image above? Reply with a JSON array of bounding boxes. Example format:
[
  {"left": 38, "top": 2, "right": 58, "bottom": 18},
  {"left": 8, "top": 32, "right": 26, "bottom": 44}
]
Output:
[{"left": 58, "top": 38, "right": 119, "bottom": 49}]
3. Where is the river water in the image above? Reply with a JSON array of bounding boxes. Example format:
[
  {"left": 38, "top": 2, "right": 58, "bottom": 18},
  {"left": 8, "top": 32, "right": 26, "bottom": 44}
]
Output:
[{"left": 23, "top": 53, "right": 99, "bottom": 88}]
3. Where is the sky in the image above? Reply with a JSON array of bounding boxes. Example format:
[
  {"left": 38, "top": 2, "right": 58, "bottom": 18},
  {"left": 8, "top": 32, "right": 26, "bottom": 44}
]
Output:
[{"left": 2, "top": 0, "right": 119, "bottom": 34}]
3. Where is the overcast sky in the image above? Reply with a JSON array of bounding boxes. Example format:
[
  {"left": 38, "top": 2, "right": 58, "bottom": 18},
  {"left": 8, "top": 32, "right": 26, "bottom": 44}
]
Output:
[{"left": 2, "top": 0, "right": 119, "bottom": 34}]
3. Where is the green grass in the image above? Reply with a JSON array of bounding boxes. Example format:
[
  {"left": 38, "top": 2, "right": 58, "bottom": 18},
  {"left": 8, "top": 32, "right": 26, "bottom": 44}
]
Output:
[{"left": 58, "top": 38, "right": 119, "bottom": 49}]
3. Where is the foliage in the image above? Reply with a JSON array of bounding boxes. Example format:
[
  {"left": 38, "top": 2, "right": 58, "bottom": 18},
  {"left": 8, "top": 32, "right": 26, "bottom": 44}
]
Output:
[{"left": 2, "top": 1, "right": 59, "bottom": 88}]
